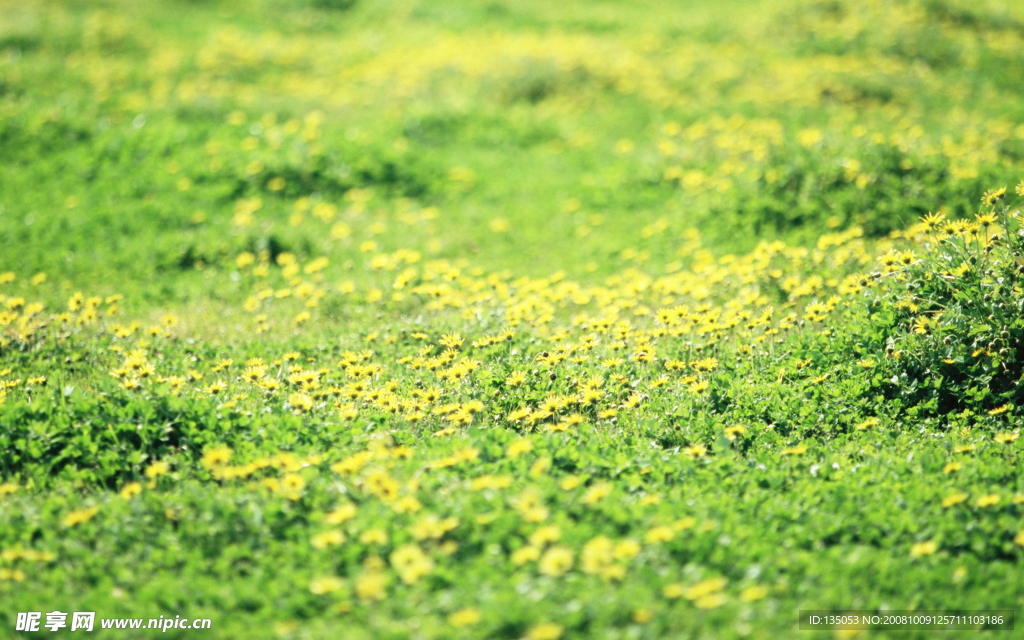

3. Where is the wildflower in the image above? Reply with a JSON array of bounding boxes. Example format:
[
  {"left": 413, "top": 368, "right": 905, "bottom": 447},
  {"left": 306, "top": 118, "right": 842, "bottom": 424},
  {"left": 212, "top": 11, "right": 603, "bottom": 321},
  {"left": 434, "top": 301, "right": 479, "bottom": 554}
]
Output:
[
  {"left": 981, "top": 187, "right": 1006, "bottom": 206},
  {"left": 580, "top": 536, "right": 614, "bottom": 575},
  {"left": 506, "top": 438, "right": 533, "bottom": 459},
  {"left": 281, "top": 474, "right": 306, "bottom": 497},
  {"left": 63, "top": 506, "right": 99, "bottom": 528},
  {"left": 144, "top": 461, "right": 170, "bottom": 479},
  {"left": 683, "top": 577, "right": 727, "bottom": 600},
  {"left": 560, "top": 475, "right": 583, "bottom": 491},
  {"left": 683, "top": 443, "right": 707, "bottom": 457},
  {"left": 645, "top": 526, "right": 674, "bottom": 544},
  {"left": 582, "top": 482, "right": 612, "bottom": 505},
  {"left": 526, "top": 623, "right": 563, "bottom": 640},
  {"left": 201, "top": 446, "right": 233, "bottom": 468},
  {"left": 412, "top": 514, "right": 458, "bottom": 540},
  {"left": 448, "top": 608, "right": 481, "bottom": 627},
  {"left": 512, "top": 546, "right": 541, "bottom": 566},
  {"left": 354, "top": 571, "right": 389, "bottom": 602},
  {"left": 311, "top": 530, "right": 345, "bottom": 549},
  {"left": 116, "top": 482, "right": 141, "bottom": 500},
  {"left": 941, "top": 493, "right": 967, "bottom": 508},
  {"left": 976, "top": 211, "right": 998, "bottom": 226},
  {"left": 921, "top": 211, "right": 945, "bottom": 231},
  {"left": 359, "top": 529, "right": 389, "bottom": 546},
  {"left": 740, "top": 585, "right": 769, "bottom": 602},
  {"left": 857, "top": 418, "right": 880, "bottom": 431},
  {"left": 695, "top": 593, "right": 726, "bottom": 609},
  {"left": 325, "top": 503, "right": 357, "bottom": 525},
  {"left": 440, "top": 333, "right": 463, "bottom": 349},
  {"left": 687, "top": 379, "right": 709, "bottom": 394},
  {"left": 910, "top": 540, "right": 938, "bottom": 558},
  {"left": 632, "top": 609, "right": 653, "bottom": 623},
  {"left": 975, "top": 494, "right": 1000, "bottom": 508},
  {"left": 390, "top": 544, "right": 434, "bottom": 584},
  {"left": 538, "top": 546, "right": 574, "bottom": 576},
  {"left": 614, "top": 539, "right": 641, "bottom": 560},
  {"left": 205, "top": 381, "right": 227, "bottom": 395},
  {"left": 724, "top": 425, "right": 747, "bottom": 441},
  {"left": 529, "top": 526, "right": 561, "bottom": 547},
  {"left": 309, "top": 576, "right": 344, "bottom": 595}
]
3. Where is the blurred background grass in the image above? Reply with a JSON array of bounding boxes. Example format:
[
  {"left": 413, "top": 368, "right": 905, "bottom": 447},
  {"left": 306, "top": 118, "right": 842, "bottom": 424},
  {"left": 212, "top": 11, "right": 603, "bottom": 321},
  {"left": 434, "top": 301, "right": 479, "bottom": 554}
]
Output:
[{"left": 2, "top": 0, "right": 1023, "bottom": 313}]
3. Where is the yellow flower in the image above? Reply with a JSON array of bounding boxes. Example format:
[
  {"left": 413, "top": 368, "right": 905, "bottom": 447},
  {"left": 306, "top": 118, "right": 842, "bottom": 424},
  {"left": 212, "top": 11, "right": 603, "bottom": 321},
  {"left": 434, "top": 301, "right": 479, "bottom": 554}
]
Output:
[
  {"left": 512, "top": 545, "right": 541, "bottom": 566},
  {"left": 856, "top": 418, "right": 879, "bottom": 431},
  {"left": 975, "top": 494, "right": 1000, "bottom": 508},
  {"left": 281, "top": 473, "right": 306, "bottom": 494},
  {"left": 724, "top": 425, "right": 747, "bottom": 441},
  {"left": 981, "top": 187, "right": 1006, "bottom": 206},
  {"left": 506, "top": 438, "right": 534, "bottom": 459},
  {"left": 63, "top": 506, "right": 99, "bottom": 528},
  {"left": 529, "top": 525, "right": 561, "bottom": 547},
  {"left": 309, "top": 576, "right": 344, "bottom": 595},
  {"left": 910, "top": 540, "right": 938, "bottom": 558},
  {"left": 645, "top": 526, "right": 674, "bottom": 544},
  {"left": 393, "top": 495, "right": 423, "bottom": 514},
  {"left": 614, "top": 539, "right": 641, "bottom": 560},
  {"left": 412, "top": 514, "right": 458, "bottom": 540},
  {"left": 390, "top": 544, "right": 434, "bottom": 584},
  {"left": 941, "top": 493, "right": 967, "bottom": 508},
  {"left": 526, "top": 623, "right": 563, "bottom": 640},
  {"left": 201, "top": 446, "right": 233, "bottom": 468},
  {"left": 288, "top": 392, "right": 314, "bottom": 412},
  {"left": 311, "top": 530, "right": 346, "bottom": 549},
  {"left": 580, "top": 536, "right": 614, "bottom": 575},
  {"left": 683, "top": 443, "right": 707, "bottom": 457},
  {"left": 144, "top": 461, "right": 170, "bottom": 479},
  {"left": 695, "top": 593, "right": 726, "bottom": 609},
  {"left": 560, "top": 475, "right": 583, "bottom": 491},
  {"left": 582, "top": 482, "right": 613, "bottom": 505},
  {"left": 631, "top": 609, "right": 653, "bottom": 623},
  {"left": 120, "top": 482, "right": 142, "bottom": 500},
  {"left": 354, "top": 571, "right": 389, "bottom": 602},
  {"left": 538, "top": 546, "right": 574, "bottom": 576},
  {"left": 448, "top": 608, "right": 481, "bottom": 627},
  {"left": 740, "top": 585, "right": 769, "bottom": 602},
  {"left": 683, "top": 577, "right": 727, "bottom": 600},
  {"left": 325, "top": 503, "right": 358, "bottom": 525}
]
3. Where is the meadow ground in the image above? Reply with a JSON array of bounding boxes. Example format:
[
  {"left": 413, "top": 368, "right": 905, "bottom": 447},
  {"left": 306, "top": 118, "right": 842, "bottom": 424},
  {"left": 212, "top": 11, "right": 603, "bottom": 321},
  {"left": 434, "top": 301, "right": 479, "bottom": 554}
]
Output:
[{"left": 2, "top": 0, "right": 1024, "bottom": 637}]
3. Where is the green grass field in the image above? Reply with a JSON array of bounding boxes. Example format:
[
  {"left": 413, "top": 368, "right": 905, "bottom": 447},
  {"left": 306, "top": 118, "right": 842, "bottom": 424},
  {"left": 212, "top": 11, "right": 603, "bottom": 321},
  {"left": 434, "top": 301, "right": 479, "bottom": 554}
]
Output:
[{"left": 3, "top": 0, "right": 1024, "bottom": 637}]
